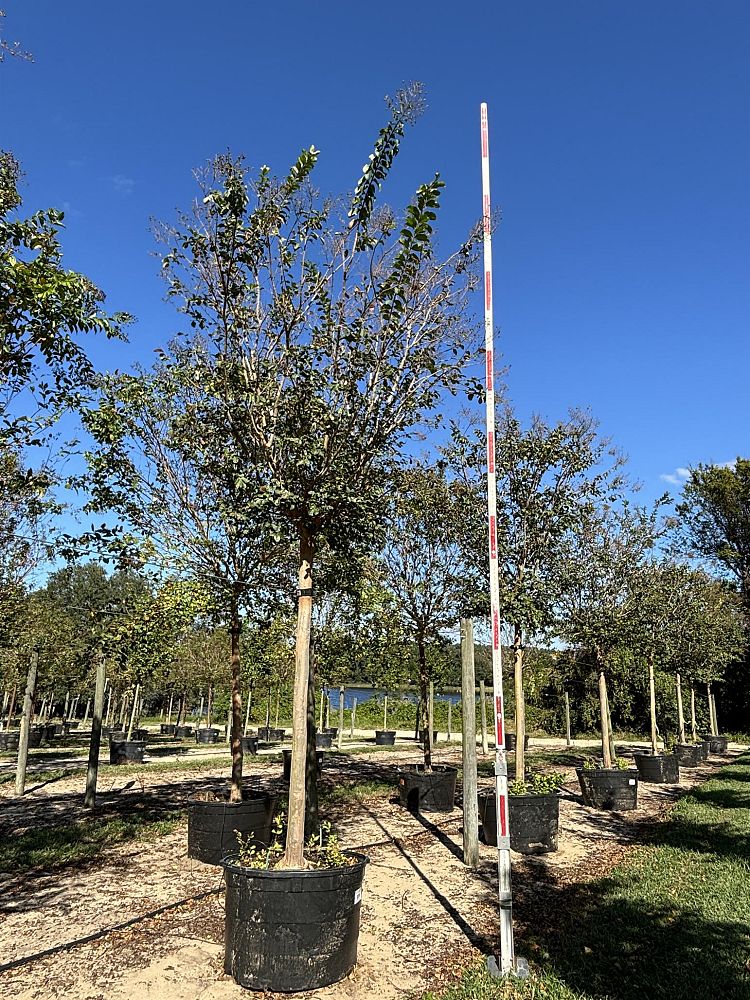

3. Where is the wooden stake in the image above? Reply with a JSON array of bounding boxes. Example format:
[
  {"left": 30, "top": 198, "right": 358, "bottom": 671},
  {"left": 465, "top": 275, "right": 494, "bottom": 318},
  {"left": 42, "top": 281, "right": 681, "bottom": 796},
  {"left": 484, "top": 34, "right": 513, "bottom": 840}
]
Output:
[{"left": 461, "top": 619, "right": 479, "bottom": 868}]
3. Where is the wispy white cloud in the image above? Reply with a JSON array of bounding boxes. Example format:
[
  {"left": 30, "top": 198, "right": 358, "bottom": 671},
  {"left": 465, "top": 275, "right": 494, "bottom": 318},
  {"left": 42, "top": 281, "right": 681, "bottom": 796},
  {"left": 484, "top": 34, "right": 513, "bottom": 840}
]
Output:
[
  {"left": 110, "top": 173, "right": 135, "bottom": 196},
  {"left": 660, "top": 467, "right": 691, "bottom": 486}
]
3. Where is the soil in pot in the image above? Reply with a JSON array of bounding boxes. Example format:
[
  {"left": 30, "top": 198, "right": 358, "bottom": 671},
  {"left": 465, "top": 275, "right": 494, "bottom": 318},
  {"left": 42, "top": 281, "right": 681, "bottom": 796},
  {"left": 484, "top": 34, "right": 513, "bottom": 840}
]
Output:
[
  {"left": 397, "top": 765, "right": 457, "bottom": 814},
  {"left": 109, "top": 740, "right": 145, "bottom": 765},
  {"left": 282, "top": 748, "right": 323, "bottom": 780},
  {"left": 374, "top": 730, "right": 396, "bottom": 746},
  {"left": 188, "top": 791, "right": 277, "bottom": 866},
  {"left": 675, "top": 744, "right": 702, "bottom": 768},
  {"left": 258, "top": 726, "right": 285, "bottom": 742},
  {"left": 703, "top": 735, "right": 728, "bottom": 754},
  {"left": 633, "top": 752, "right": 680, "bottom": 784},
  {"left": 196, "top": 727, "right": 220, "bottom": 744},
  {"left": 478, "top": 790, "right": 560, "bottom": 854},
  {"left": 223, "top": 851, "right": 368, "bottom": 992},
  {"left": 504, "top": 733, "right": 530, "bottom": 752},
  {"left": 576, "top": 767, "right": 638, "bottom": 810}
]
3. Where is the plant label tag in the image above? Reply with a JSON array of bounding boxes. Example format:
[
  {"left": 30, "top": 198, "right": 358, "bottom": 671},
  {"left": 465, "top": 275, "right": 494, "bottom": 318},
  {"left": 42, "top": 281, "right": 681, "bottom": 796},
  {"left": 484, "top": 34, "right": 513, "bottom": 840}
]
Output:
[
  {"left": 628, "top": 779, "right": 636, "bottom": 785},
  {"left": 354, "top": 888, "right": 362, "bottom": 905}
]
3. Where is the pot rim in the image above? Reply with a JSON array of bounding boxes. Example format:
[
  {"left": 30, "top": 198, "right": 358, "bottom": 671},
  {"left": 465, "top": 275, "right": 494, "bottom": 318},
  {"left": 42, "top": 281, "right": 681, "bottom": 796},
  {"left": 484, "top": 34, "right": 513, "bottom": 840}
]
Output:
[{"left": 220, "top": 848, "right": 369, "bottom": 876}]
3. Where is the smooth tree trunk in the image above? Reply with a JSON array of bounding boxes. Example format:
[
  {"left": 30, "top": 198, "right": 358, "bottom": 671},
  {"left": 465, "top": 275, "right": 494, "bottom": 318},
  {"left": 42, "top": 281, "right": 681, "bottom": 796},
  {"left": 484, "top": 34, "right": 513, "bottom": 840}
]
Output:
[
  {"left": 648, "top": 656, "right": 658, "bottom": 754},
  {"left": 6, "top": 684, "right": 18, "bottom": 728},
  {"left": 675, "top": 673, "right": 686, "bottom": 744},
  {"left": 206, "top": 685, "right": 213, "bottom": 728},
  {"left": 447, "top": 701, "right": 452, "bottom": 740},
  {"left": 14, "top": 649, "right": 39, "bottom": 796},
  {"left": 337, "top": 687, "right": 344, "bottom": 750},
  {"left": 605, "top": 679, "right": 617, "bottom": 765},
  {"left": 480, "top": 679, "right": 489, "bottom": 755},
  {"left": 167, "top": 691, "right": 174, "bottom": 725},
  {"left": 305, "top": 651, "right": 320, "bottom": 840},
  {"left": 283, "top": 527, "right": 314, "bottom": 868},
  {"left": 598, "top": 669, "right": 613, "bottom": 769},
  {"left": 707, "top": 682, "right": 717, "bottom": 735},
  {"left": 84, "top": 650, "right": 107, "bottom": 808},
  {"left": 275, "top": 687, "right": 281, "bottom": 728},
  {"left": 350, "top": 697, "right": 356, "bottom": 737},
  {"left": 460, "top": 619, "right": 479, "bottom": 868},
  {"left": 417, "top": 639, "right": 431, "bottom": 769},
  {"left": 243, "top": 688, "right": 252, "bottom": 735},
  {"left": 229, "top": 611, "right": 243, "bottom": 800},
  {"left": 428, "top": 680, "right": 435, "bottom": 748},
  {"left": 513, "top": 626, "right": 526, "bottom": 779},
  {"left": 383, "top": 694, "right": 388, "bottom": 731},
  {"left": 126, "top": 684, "right": 140, "bottom": 741},
  {"left": 63, "top": 689, "right": 69, "bottom": 720},
  {"left": 82, "top": 698, "right": 91, "bottom": 727},
  {"left": 690, "top": 685, "right": 697, "bottom": 741},
  {"left": 710, "top": 690, "right": 719, "bottom": 735},
  {"left": 564, "top": 690, "right": 572, "bottom": 747},
  {"left": 198, "top": 693, "right": 204, "bottom": 725},
  {"left": 318, "top": 686, "right": 324, "bottom": 733}
]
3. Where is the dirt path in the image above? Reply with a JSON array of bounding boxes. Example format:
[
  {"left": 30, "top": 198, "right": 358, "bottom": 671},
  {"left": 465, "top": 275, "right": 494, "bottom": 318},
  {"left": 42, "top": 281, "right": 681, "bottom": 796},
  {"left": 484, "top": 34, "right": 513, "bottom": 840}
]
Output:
[{"left": 0, "top": 740, "right": 743, "bottom": 1000}]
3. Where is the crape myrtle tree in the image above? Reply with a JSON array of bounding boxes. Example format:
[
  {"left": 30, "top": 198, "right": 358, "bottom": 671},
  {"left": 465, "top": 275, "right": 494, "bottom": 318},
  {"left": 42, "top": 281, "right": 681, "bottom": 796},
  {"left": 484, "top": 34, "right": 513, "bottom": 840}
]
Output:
[
  {"left": 675, "top": 460, "right": 750, "bottom": 726},
  {"left": 377, "top": 463, "right": 482, "bottom": 769},
  {"left": 155, "top": 85, "right": 482, "bottom": 866},
  {"left": 75, "top": 348, "right": 290, "bottom": 801},
  {"left": 674, "top": 574, "right": 747, "bottom": 739},
  {"left": 448, "top": 407, "right": 626, "bottom": 777},
  {"left": 558, "top": 500, "right": 664, "bottom": 768}
]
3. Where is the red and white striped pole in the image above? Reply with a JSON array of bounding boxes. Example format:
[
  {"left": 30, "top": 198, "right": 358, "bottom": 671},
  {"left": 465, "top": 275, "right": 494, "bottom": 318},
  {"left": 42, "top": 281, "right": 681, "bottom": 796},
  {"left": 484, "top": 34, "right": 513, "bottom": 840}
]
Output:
[{"left": 480, "top": 103, "right": 523, "bottom": 980}]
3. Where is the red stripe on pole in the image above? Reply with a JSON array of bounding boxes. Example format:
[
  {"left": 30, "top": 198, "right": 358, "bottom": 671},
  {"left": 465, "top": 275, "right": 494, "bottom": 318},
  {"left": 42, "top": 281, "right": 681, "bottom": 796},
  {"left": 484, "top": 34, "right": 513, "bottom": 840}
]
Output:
[
  {"left": 486, "top": 350, "right": 493, "bottom": 391},
  {"left": 495, "top": 695, "right": 504, "bottom": 743},
  {"left": 492, "top": 609, "right": 500, "bottom": 650},
  {"left": 487, "top": 429, "right": 495, "bottom": 473},
  {"left": 485, "top": 270, "right": 492, "bottom": 310},
  {"left": 498, "top": 793, "right": 508, "bottom": 837},
  {"left": 483, "top": 194, "right": 491, "bottom": 232},
  {"left": 489, "top": 514, "right": 497, "bottom": 559}
]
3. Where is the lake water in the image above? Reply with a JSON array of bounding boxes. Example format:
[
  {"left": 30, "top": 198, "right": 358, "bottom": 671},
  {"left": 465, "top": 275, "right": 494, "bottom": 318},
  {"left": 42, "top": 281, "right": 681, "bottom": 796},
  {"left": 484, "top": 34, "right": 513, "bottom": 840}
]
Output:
[{"left": 323, "top": 686, "right": 463, "bottom": 710}]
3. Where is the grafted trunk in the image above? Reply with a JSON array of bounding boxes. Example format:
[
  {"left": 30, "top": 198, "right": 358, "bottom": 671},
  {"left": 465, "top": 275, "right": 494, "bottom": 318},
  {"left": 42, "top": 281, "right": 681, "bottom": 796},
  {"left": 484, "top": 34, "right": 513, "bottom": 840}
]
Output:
[
  {"left": 690, "top": 685, "right": 697, "bottom": 741},
  {"left": 84, "top": 650, "right": 107, "bottom": 808}
]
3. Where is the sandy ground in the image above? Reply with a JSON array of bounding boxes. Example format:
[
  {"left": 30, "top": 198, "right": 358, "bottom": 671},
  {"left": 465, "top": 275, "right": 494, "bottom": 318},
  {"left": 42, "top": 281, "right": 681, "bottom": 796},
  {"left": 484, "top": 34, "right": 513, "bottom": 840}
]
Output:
[{"left": 0, "top": 737, "right": 743, "bottom": 1000}]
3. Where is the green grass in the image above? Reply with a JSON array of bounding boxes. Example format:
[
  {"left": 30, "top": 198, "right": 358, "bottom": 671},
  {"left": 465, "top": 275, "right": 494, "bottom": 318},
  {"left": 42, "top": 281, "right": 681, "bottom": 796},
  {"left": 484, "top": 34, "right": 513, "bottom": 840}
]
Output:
[
  {"left": 422, "top": 754, "right": 750, "bottom": 1000},
  {"left": 0, "top": 810, "right": 184, "bottom": 873}
]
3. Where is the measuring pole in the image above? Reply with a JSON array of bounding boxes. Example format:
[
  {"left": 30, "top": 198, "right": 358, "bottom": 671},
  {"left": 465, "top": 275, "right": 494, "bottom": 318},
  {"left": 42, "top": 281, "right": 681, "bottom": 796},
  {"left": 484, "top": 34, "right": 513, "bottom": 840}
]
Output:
[{"left": 481, "top": 104, "right": 523, "bottom": 980}]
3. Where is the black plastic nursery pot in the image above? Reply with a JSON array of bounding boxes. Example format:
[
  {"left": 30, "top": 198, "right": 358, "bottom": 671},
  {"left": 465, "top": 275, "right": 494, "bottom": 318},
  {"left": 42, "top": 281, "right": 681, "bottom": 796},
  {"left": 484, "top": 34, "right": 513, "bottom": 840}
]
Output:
[
  {"left": 175, "top": 724, "right": 193, "bottom": 738},
  {"left": 196, "top": 727, "right": 220, "bottom": 745},
  {"left": 282, "top": 748, "right": 323, "bottom": 780},
  {"left": 675, "top": 744, "right": 703, "bottom": 768},
  {"left": 633, "top": 752, "right": 680, "bottom": 784},
  {"left": 0, "top": 731, "right": 19, "bottom": 751},
  {"left": 374, "top": 730, "right": 396, "bottom": 746},
  {"left": 241, "top": 735, "right": 258, "bottom": 755},
  {"left": 109, "top": 739, "right": 145, "bottom": 765},
  {"left": 187, "top": 792, "right": 277, "bottom": 866},
  {"left": 397, "top": 765, "right": 457, "bottom": 814},
  {"left": 133, "top": 728, "right": 150, "bottom": 741},
  {"left": 325, "top": 727, "right": 338, "bottom": 738},
  {"left": 699, "top": 740, "right": 711, "bottom": 760},
  {"left": 576, "top": 767, "right": 638, "bottom": 811},
  {"left": 258, "top": 726, "right": 285, "bottom": 742},
  {"left": 504, "top": 733, "right": 530, "bottom": 752},
  {"left": 316, "top": 732, "right": 333, "bottom": 749},
  {"left": 160, "top": 723, "right": 176, "bottom": 735},
  {"left": 27, "top": 728, "right": 44, "bottom": 749},
  {"left": 223, "top": 851, "right": 368, "bottom": 992},
  {"left": 703, "top": 735, "right": 729, "bottom": 754},
  {"left": 478, "top": 790, "right": 560, "bottom": 854}
]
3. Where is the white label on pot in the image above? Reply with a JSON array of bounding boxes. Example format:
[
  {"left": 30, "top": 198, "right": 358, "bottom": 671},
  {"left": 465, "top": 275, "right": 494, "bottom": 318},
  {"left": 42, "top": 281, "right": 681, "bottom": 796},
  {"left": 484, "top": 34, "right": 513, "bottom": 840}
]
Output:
[
  {"left": 354, "top": 888, "right": 362, "bottom": 905},
  {"left": 628, "top": 779, "right": 636, "bottom": 785}
]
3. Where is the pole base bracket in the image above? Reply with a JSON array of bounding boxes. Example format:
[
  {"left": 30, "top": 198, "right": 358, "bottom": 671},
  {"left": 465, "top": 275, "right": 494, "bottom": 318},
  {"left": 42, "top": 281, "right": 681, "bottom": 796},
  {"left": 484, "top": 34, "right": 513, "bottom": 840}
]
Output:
[{"left": 486, "top": 955, "right": 530, "bottom": 980}]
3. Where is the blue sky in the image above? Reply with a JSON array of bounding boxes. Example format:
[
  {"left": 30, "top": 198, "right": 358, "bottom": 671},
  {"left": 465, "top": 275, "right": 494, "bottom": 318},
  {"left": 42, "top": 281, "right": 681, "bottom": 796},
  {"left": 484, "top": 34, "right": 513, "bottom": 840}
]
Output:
[{"left": 3, "top": 1, "right": 749, "bottom": 506}]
